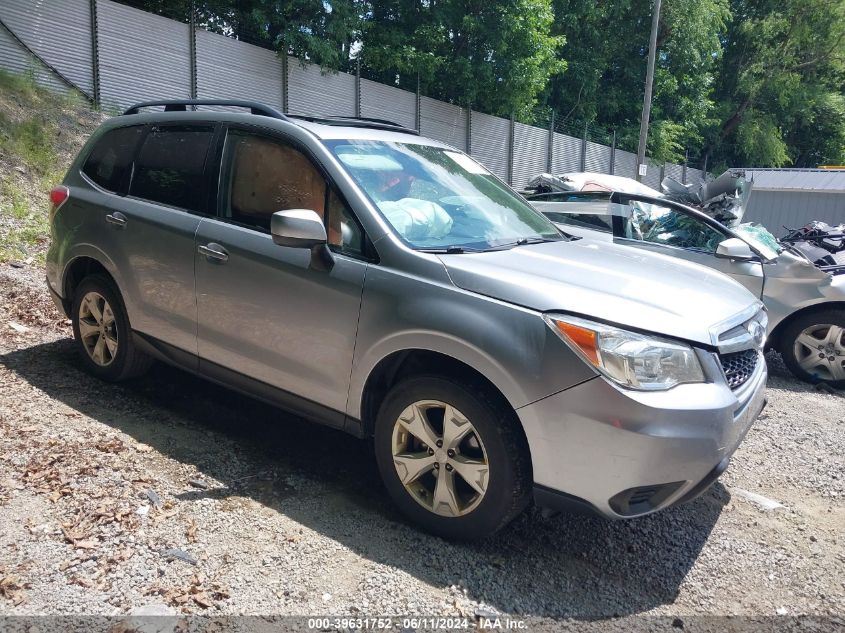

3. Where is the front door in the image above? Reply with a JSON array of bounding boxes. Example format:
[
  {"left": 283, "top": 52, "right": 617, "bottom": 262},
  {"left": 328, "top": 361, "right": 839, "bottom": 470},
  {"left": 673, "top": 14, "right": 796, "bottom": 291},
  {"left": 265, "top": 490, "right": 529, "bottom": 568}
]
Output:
[{"left": 194, "top": 127, "right": 369, "bottom": 423}]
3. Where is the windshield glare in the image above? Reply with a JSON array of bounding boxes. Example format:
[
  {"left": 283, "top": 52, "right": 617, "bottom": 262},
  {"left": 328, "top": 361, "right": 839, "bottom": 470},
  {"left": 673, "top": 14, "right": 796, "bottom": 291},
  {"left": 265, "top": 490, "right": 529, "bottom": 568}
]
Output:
[{"left": 325, "top": 140, "right": 561, "bottom": 250}]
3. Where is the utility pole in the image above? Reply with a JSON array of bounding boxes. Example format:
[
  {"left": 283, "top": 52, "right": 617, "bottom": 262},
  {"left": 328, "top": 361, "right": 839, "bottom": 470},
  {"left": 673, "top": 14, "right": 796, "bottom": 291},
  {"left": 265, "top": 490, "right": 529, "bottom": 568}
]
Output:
[{"left": 636, "top": 0, "right": 662, "bottom": 182}]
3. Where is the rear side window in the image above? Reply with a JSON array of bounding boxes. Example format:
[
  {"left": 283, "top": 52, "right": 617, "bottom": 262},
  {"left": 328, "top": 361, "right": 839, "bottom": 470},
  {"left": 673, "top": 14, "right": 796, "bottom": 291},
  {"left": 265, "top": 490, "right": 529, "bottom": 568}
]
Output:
[
  {"left": 129, "top": 125, "right": 214, "bottom": 213},
  {"left": 82, "top": 125, "right": 144, "bottom": 193}
]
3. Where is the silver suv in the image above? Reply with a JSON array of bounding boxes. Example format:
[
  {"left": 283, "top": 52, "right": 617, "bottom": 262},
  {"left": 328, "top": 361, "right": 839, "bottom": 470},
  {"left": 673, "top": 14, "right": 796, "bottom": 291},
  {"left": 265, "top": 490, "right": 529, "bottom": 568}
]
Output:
[{"left": 46, "top": 100, "right": 767, "bottom": 539}]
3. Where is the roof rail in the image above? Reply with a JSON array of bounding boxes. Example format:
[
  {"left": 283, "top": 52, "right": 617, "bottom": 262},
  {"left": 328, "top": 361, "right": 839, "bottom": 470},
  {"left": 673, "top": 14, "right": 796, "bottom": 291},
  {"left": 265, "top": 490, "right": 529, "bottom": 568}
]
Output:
[
  {"left": 286, "top": 114, "right": 420, "bottom": 135},
  {"left": 123, "top": 99, "right": 289, "bottom": 120},
  {"left": 121, "top": 102, "right": 420, "bottom": 135}
]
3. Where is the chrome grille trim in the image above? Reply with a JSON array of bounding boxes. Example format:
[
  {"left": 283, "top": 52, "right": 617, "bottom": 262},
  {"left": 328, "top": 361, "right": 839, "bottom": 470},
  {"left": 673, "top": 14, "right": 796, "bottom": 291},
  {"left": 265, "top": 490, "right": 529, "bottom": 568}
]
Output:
[{"left": 711, "top": 306, "right": 768, "bottom": 354}]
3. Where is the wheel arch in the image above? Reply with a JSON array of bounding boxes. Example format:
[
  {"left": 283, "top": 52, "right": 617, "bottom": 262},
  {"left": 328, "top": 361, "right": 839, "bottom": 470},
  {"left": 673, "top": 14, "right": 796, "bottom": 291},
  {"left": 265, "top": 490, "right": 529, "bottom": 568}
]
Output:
[
  {"left": 63, "top": 256, "right": 114, "bottom": 301},
  {"left": 768, "top": 301, "right": 845, "bottom": 351},
  {"left": 357, "top": 348, "right": 522, "bottom": 439}
]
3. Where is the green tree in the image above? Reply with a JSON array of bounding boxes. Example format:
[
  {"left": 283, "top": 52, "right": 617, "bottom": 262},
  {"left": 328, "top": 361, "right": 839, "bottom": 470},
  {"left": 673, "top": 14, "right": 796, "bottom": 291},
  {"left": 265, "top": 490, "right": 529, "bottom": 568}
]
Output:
[
  {"left": 547, "top": 0, "right": 729, "bottom": 164},
  {"left": 702, "top": 0, "right": 845, "bottom": 169},
  {"left": 359, "top": 0, "right": 566, "bottom": 117}
]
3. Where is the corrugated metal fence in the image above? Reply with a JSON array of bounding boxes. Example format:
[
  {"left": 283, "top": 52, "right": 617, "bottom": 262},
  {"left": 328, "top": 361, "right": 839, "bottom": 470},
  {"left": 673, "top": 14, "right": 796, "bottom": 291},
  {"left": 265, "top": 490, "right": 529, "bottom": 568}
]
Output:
[{"left": 0, "top": 0, "right": 705, "bottom": 188}]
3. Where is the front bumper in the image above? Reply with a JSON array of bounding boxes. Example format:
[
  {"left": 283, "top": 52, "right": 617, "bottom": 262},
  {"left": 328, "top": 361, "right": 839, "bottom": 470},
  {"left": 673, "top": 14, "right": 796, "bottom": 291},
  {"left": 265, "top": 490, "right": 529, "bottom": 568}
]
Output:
[{"left": 518, "top": 352, "right": 767, "bottom": 519}]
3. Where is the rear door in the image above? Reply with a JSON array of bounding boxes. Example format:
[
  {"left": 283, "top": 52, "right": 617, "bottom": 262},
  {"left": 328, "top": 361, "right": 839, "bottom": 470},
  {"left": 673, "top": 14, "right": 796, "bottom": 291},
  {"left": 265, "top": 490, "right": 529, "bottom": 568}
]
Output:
[
  {"left": 86, "top": 122, "right": 217, "bottom": 363},
  {"left": 194, "top": 126, "right": 369, "bottom": 424}
]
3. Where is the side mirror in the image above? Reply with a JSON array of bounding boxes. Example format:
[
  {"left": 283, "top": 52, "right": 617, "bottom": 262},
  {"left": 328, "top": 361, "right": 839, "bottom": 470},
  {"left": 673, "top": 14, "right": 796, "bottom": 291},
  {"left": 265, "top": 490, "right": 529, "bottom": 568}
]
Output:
[
  {"left": 271, "top": 209, "right": 327, "bottom": 248},
  {"left": 715, "top": 237, "right": 754, "bottom": 262}
]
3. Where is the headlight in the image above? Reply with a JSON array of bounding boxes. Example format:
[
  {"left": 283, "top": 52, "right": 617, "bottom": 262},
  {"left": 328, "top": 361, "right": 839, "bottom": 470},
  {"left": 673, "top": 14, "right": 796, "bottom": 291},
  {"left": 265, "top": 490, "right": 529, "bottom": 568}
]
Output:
[{"left": 544, "top": 314, "right": 705, "bottom": 391}]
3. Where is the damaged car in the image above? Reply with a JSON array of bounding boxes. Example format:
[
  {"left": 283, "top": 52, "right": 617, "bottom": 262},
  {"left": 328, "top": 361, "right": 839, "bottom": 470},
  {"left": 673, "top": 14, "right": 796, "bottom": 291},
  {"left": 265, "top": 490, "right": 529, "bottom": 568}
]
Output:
[
  {"left": 526, "top": 172, "right": 845, "bottom": 388},
  {"left": 781, "top": 221, "right": 845, "bottom": 270},
  {"left": 47, "top": 101, "right": 769, "bottom": 538}
]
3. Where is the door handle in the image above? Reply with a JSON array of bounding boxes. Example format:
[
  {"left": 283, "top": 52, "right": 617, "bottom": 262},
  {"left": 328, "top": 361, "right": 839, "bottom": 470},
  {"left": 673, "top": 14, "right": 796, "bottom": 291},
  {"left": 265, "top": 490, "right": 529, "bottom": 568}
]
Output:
[
  {"left": 105, "top": 212, "right": 127, "bottom": 228},
  {"left": 198, "top": 243, "right": 229, "bottom": 262}
]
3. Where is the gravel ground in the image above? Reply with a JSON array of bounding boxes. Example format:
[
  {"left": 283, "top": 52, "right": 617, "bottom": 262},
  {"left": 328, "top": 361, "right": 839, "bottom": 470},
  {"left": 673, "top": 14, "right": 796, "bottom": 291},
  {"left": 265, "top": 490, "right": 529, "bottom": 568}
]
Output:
[{"left": 0, "top": 261, "right": 843, "bottom": 629}]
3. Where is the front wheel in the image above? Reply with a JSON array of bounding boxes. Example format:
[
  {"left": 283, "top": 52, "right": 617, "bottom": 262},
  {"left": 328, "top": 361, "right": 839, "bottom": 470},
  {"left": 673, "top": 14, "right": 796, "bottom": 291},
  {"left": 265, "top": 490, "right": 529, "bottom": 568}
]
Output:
[
  {"left": 374, "top": 375, "right": 531, "bottom": 540},
  {"left": 779, "top": 310, "right": 845, "bottom": 388}
]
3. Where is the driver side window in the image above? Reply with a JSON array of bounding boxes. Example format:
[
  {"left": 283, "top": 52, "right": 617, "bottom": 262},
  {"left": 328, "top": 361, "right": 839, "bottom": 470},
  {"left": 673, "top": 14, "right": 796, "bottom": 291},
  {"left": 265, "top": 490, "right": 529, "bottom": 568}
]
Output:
[
  {"left": 624, "top": 202, "right": 726, "bottom": 253},
  {"left": 222, "top": 130, "right": 365, "bottom": 255}
]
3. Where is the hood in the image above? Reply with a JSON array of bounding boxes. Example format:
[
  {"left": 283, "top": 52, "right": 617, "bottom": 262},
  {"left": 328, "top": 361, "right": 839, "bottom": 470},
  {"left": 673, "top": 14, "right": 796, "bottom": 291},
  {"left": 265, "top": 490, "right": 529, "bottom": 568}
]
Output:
[{"left": 439, "top": 239, "right": 760, "bottom": 346}]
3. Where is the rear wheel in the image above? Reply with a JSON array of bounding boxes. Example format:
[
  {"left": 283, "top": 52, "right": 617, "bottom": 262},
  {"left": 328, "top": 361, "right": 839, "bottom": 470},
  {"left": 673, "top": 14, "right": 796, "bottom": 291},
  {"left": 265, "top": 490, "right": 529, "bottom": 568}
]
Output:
[
  {"left": 779, "top": 309, "right": 845, "bottom": 388},
  {"left": 374, "top": 375, "right": 531, "bottom": 540},
  {"left": 71, "top": 274, "right": 152, "bottom": 381}
]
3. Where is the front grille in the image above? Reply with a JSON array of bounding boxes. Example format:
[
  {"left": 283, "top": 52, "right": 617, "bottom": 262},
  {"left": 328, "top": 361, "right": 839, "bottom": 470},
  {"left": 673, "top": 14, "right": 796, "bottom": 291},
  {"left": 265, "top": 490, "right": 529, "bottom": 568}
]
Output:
[{"left": 720, "top": 349, "right": 758, "bottom": 389}]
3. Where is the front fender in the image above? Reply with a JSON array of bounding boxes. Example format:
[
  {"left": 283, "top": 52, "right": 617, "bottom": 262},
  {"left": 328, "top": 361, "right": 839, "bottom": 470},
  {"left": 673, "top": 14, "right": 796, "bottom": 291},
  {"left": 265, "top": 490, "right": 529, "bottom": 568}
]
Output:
[
  {"left": 348, "top": 330, "right": 530, "bottom": 421},
  {"left": 347, "top": 265, "right": 596, "bottom": 420},
  {"left": 764, "top": 256, "right": 845, "bottom": 332}
]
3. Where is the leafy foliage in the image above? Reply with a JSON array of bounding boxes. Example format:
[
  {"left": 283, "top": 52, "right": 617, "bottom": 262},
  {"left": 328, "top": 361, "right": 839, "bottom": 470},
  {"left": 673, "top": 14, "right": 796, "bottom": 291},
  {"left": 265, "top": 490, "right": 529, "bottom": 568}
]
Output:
[
  {"left": 546, "top": 0, "right": 730, "bottom": 163},
  {"left": 703, "top": 0, "right": 845, "bottom": 169},
  {"left": 360, "top": 0, "right": 565, "bottom": 116}
]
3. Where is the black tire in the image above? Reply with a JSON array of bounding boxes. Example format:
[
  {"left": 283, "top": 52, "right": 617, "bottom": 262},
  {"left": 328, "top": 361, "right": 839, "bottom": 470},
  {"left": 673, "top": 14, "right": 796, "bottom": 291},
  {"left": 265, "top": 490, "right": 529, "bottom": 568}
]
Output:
[
  {"left": 70, "top": 274, "right": 152, "bottom": 382},
  {"left": 779, "top": 309, "right": 845, "bottom": 389},
  {"left": 374, "top": 375, "right": 531, "bottom": 540}
]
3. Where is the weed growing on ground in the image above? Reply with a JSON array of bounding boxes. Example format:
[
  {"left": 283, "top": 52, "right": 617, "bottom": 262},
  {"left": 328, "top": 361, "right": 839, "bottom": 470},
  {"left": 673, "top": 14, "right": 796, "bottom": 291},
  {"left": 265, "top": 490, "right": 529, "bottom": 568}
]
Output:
[{"left": 0, "top": 70, "right": 89, "bottom": 263}]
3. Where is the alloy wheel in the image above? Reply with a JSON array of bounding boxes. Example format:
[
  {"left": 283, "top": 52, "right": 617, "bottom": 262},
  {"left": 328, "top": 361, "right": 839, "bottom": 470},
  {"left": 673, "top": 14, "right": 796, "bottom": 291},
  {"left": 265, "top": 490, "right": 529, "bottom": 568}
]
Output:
[
  {"left": 793, "top": 323, "right": 845, "bottom": 381},
  {"left": 391, "top": 400, "right": 489, "bottom": 517},
  {"left": 78, "top": 291, "right": 118, "bottom": 367}
]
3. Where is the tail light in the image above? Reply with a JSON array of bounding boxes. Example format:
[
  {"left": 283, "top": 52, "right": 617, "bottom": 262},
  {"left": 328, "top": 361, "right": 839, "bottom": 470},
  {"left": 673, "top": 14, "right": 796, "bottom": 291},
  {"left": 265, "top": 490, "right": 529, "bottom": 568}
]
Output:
[{"left": 49, "top": 185, "right": 69, "bottom": 224}]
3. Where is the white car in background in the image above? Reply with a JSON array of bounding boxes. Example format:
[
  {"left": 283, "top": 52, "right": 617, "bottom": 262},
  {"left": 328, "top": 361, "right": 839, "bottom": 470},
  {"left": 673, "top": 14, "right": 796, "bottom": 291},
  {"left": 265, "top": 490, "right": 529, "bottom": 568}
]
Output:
[{"left": 527, "top": 172, "right": 845, "bottom": 388}]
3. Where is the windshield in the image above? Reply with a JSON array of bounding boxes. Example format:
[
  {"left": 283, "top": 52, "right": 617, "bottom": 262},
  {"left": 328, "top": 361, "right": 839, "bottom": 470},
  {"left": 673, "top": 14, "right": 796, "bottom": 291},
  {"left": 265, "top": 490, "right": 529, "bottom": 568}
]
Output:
[
  {"left": 732, "top": 223, "right": 782, "bottom": 261},
  {"left": 324, "top": 140, "right": 562, "bottom": 251}
]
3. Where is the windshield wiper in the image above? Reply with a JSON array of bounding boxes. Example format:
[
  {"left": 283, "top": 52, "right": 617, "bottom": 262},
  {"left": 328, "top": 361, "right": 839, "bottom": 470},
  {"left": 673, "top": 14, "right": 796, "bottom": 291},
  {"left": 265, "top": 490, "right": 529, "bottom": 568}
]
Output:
[
  {"left": 485, "top": 237, "right": 560, "bottom": 251},
  {"left": 418, "top": 238, "right": 564, "bottom": 254},
  {"left": 417, "top": 245, "right": 479, "bottom": 254}
]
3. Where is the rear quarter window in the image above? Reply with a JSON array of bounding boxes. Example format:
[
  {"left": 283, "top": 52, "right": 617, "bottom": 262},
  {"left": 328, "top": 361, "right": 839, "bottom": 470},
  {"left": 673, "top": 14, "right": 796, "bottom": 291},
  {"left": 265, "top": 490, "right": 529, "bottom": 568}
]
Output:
[
  {"left": 129, "top": 125, "right": 214, "bottom": 213},
  {"left": 81, "top": 125, "right": 144, "bottom": 192}
]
